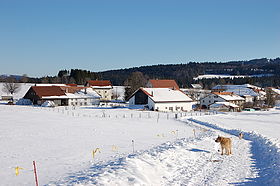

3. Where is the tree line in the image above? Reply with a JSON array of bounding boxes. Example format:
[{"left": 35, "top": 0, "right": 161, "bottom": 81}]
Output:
[{"left": 1, "top": 58, "right": 280, "bottom": 90}]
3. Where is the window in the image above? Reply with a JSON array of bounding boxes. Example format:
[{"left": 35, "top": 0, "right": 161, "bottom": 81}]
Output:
[{"left": 169, "top": 107, "right": 173, "bottom": 111}]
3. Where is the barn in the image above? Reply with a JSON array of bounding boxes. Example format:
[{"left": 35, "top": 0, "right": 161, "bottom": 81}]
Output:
[{"left": 129, "top": 88, "right": 193, "bottom": 112}]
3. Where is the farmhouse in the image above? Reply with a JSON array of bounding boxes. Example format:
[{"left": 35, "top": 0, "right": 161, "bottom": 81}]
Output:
[
  {"left": 146, "top": 79, "right": 180, "bottom": 90},
  {"left": 86, "top": 80, "right": 113, "bottom": 101},
  {"left": 129, "top": 88, "right": 193, "bottom": 112},
  {"left": 24, "top": 86, "right": 100, "bottom": 106},
  {"left": 200, "top": 92, "right": 245, "bottom": 111}
]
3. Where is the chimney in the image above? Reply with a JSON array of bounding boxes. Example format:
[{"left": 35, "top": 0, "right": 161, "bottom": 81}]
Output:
[
  {"left": 151, "top": 91, "right": 153, "bottom": 97},
  {"left": 85, "top": 88, "right": 87, "bottom": 94}
]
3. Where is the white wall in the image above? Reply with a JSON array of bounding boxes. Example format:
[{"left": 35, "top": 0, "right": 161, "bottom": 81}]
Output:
[
  {"left": 94, "top": 88, "right": 112, "bottom": 101},
  {"left": 68, "top": 98, "right": 100, "bottom": 106},
  {"left": 200, "top": 95, "right": 225, "bottom": 107},
  {"left": 148, "top": 98, "right": 193, "bottom": 112}
]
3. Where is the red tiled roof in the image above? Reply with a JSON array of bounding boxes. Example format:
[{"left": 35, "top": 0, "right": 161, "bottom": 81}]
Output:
[
  {"left": 60, "top": 86, "right": 86, "bottom": 94},
  {"left": 87, "top": 80, "right": 112, "bottom": 86},
  {"left": 148, "top": 79, "right": 179, "bottom": 89},
  {"left": 31, "top": 86, "right": 66, "bottom": 98},
  {"left": 212, "top": 91, "right": 233, "bottom": 95},
  {"left": 66, "top": 84, "right": 77, "bottom": 87}
]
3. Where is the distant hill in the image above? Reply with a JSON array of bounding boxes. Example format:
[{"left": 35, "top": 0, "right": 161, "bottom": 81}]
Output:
[
  {"left": 2, "top": 57, "right": 280, "bottom": 89},
  {"left": 98, "top": 58, "right": 280, "bottom": 87}
]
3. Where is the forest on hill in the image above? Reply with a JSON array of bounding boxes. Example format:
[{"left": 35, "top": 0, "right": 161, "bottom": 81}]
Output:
[
  {"left": 98, "top": 58, "right": 280, "bottom": 88},
  {"left": 1, "top": 58, "right": 280, "bottom": 89}
]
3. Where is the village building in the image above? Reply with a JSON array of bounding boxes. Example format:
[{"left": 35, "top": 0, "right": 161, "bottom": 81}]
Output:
[
  {"left": 209, "top": 102, "right": 240, "bottom": 112},
  {"left": 24, "top": 86, "right": 100, "bottom": 106},
  {"left": 86, "top": 80, "right": 113, "bottom": 101},
  {"left": 128, "top": 88, "right": 193, "bottom": 112},
  {"left": 212, "top": 84, "right": 266, "bottom": 103},
  {"left": 200, "top": 92, "right": 245, "bottom": 111},
  {"left": 146, "top": 79, "right": 180, "bottom": 90}
]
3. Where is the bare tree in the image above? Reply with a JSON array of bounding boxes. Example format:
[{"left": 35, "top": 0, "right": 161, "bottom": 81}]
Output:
[
  {"left": 2, "top": 78, "right": 21, "bottom": 98},
  {"left": 265, "top": 88, "right": 276, "bottom": 108},
  {"left": 124, "top": 72, "right": 148, "bottom": 100}
]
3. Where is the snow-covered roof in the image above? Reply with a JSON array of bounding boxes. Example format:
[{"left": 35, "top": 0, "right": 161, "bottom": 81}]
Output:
[
  {"left": 67, "top": 88, "right": 101, "bottom": 99},
  {"left": 141, "top": 88, "right": 193, "bottom": 102},
  {"left": 35, "top": 84, "right": 67, "bottom": 87},
  {"left": 212, "top": 84, "right": 260, "bottom": 97},
  {"left": 210, "top": 102, "right": 239, "bottom": 108},
  {"left": 212, "top": 92, "right": 245, "bottom": 101},
  {"left": 92, "top": 86, "right": 113, "bottom": 89},
  {"left": 213, "top": 84, "right": 262, "bottom": 90},
  {"left": 218, "top": 94, "right": 245, "bottom": 101},
  {"left": 42, "top": 88, "right": 101, "bottom": 99}
]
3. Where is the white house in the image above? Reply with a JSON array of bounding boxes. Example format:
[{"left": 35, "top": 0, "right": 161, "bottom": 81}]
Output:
[
  {"left": 86, "top": 80, "right": 113, "bottom": 101},
  {"left": 129, "top": 88, "right": 193, "bottom": 112},
  {"left": 200, "top": 92, "right": 245, "bottom": 111},
  {"left": 24, "top": 86, "right": 100, "bottom": 106}
]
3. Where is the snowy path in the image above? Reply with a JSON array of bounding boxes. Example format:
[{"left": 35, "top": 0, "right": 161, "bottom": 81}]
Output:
[
  {"left": 49, "top": 124, "right": 256, "bottom": 185},
  {"left": 185, "top": 118, "right": 280, "bottom": 185}
]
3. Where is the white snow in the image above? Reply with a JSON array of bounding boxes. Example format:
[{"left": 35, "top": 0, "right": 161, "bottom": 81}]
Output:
[
  {"left": 0, "top": 105, "right": 192, "bottom": 186},
  {"left": 215, "top": 93, "right": 245, "bottom": 101},
  {"left": 1, "top": 105, "right": 280, "bottom": 185},
  {"left": 210, "top": 101, "right": 239, "bottom": 108},
  {"left": 194, "top": 74, "right": 273, "bottom": 80}
]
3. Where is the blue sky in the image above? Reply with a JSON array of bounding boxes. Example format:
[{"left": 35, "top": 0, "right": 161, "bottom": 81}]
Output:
[{"left": 0, "top": 0, "right": 279, "bottom": 77}]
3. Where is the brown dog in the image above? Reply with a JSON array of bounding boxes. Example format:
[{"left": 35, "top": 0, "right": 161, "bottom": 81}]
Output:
[{"left": 215, "top": 136, "right": 232, "bottom": 155}]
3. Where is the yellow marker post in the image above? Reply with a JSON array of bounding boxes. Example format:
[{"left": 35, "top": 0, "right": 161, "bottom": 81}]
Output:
[
  {"left": 92, "top": 148, "right": 101, "bottom": 159},
  {"left": 15, "top": 167, "right": 23, "bottom": 176}
]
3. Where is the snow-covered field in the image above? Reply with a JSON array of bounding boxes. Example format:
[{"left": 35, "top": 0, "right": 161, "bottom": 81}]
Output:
[
  {"left": 1, "top": 105, "right": 280, "bottom": 185},
  {"left": 0, "top": 105, "right": 193, "bottom": 186}
]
